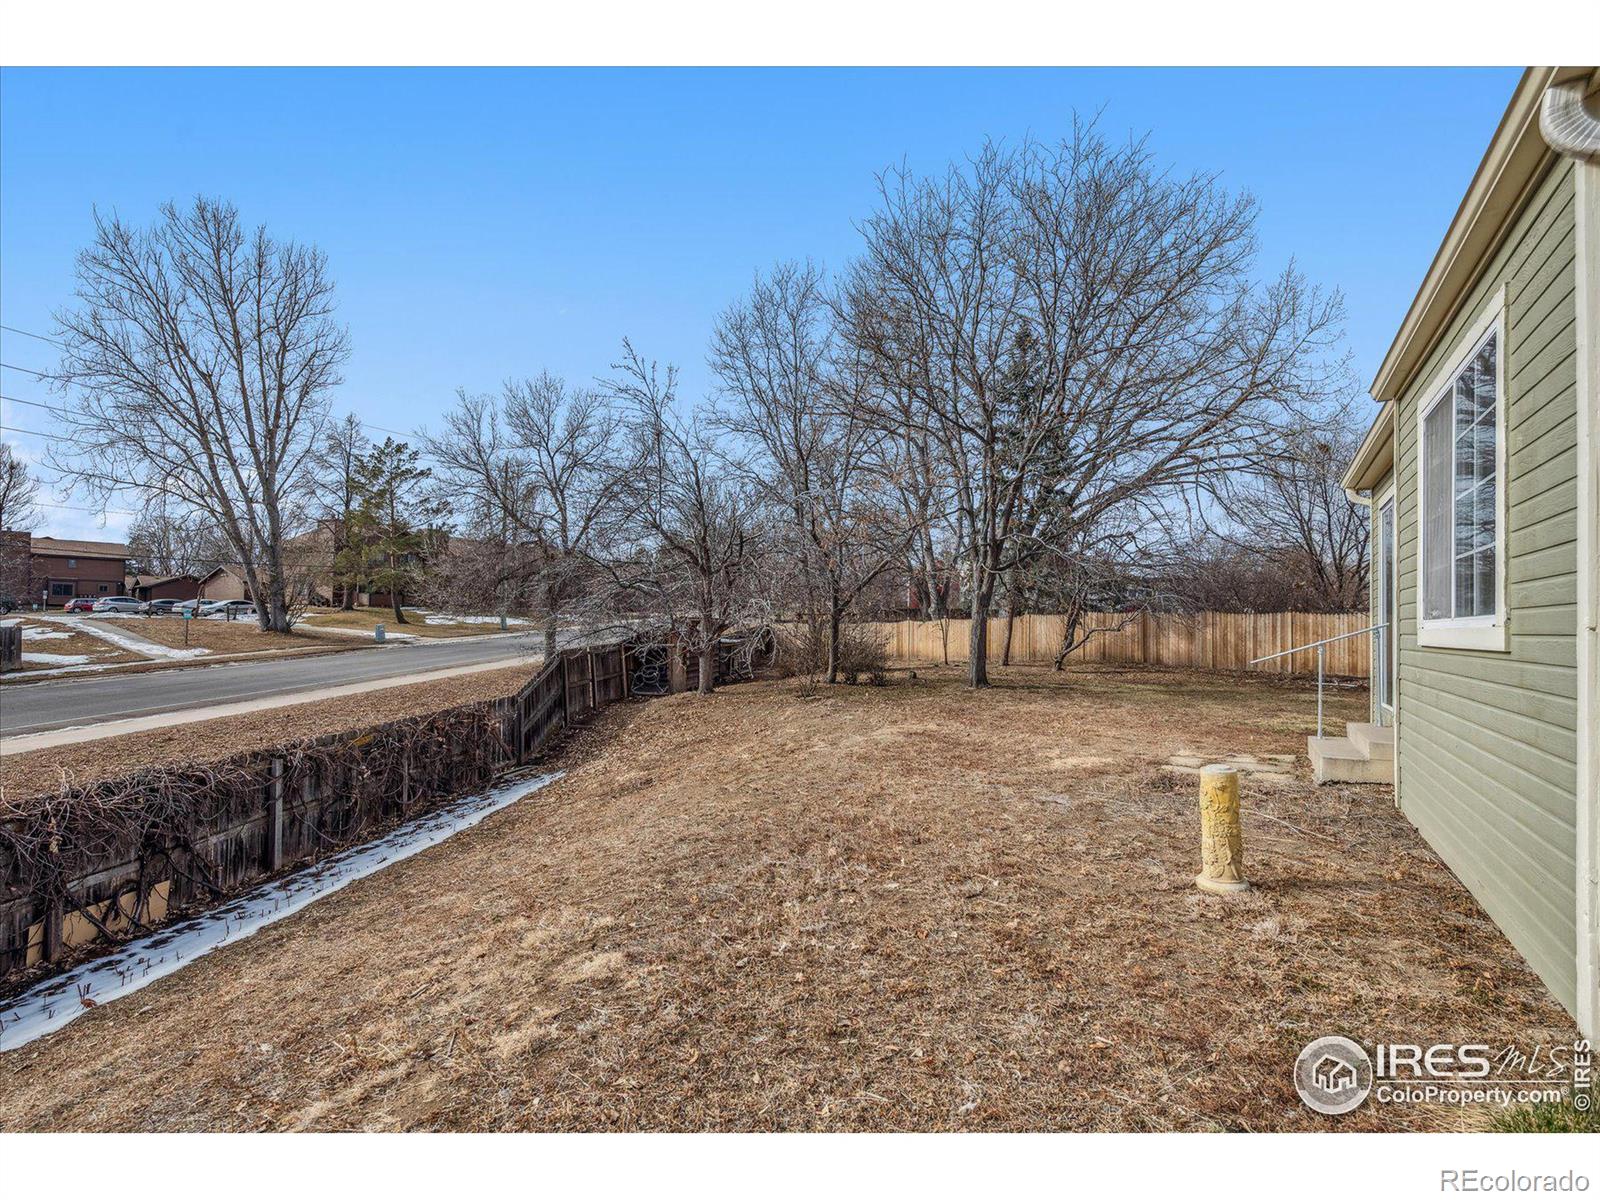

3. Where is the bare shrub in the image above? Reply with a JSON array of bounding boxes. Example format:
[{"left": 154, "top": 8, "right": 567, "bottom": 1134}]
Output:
[{"left": 774, "top": 622, "right": 886, "bottom": 687}]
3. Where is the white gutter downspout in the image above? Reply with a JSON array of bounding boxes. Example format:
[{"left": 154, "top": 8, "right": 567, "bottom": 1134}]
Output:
[
  {"left": 1541, "top": 80, "right": 1600, "bottom": 163},
  {"left": 1544, "top": 74, "right": 1600, "bottom": 1040}
]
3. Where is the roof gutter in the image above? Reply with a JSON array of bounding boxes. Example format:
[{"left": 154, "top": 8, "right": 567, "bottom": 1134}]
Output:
[{"left": 1340, "top": 402, "right": 1396, "bottom": 503}]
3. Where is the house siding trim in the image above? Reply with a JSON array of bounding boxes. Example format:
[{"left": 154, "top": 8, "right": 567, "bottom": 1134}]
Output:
[{"left": 1572, "top": 155, "right": 1600, "bottom": 1038}]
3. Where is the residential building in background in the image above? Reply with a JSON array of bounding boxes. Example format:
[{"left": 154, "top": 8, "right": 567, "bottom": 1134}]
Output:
[{"left": 0, "top": 532, "right": 132, "bottom": 606}]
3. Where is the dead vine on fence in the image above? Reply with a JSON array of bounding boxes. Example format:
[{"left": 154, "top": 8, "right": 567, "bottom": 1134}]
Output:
[{"left": 0, "top": 703, "right": 510, "bottom": 941}]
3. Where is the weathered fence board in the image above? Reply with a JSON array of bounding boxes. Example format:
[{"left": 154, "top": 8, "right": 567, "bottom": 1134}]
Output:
[
  {"left": 0, "top": 624, "right": 20, "bottom": 673},
  {"left": 859, "top": 611, "right": 1370, "bottom": 677}
]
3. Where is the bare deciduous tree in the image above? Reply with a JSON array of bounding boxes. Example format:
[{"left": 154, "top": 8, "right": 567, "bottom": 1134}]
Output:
[
  {"left": 842, "top": 128, "right": 1344, "bottom": 687},
  {"left": 602, "top": 342, "right": 766, "bottom": 695},
  {"left": 1212, "top": 418, "right": 1369, "bottom": 611},
  {"left": 126, "top": 501, "right": 234, "bottom": 578},
  {"left": 48, "top": 197, "right": 348, "bottom": 632},
  {"left": 307, "top": 413, "right": 372, "bottom": 610},
  {"left": 711, "top": 261, "right": 903, "bottom": 683},
  {"left": 0, "top": 443, "right": 40, "bottom": 533},
  {"left": 427, "top": 374, "right": 623, "bottom": 657}
]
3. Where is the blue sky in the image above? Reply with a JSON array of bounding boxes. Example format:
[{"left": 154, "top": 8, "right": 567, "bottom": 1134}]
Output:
[{"left": 1, "top": 66, "right": 1521, "bottom": 539}]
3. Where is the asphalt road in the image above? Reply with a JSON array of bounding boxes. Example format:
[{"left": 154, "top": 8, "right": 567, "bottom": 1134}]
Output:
[{"left": 0, "top": 633, "right": 552, "bottom": 737}]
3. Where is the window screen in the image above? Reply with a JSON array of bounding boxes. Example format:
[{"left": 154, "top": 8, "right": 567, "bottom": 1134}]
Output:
[{"left": 1422, "top": 330, "right": 1497, "bottom": 622}]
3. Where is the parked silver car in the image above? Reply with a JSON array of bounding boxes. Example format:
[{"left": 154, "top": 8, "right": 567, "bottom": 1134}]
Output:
[
  {"left": 195, "top": 599, "right": 257, "bottom": 618},
  {"left": 92, "top": 596, "right": 148, "bottom": 614}
]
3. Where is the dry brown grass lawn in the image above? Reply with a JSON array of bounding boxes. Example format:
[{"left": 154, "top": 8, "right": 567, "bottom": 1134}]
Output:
[
  {"left": 111, "top": 616, "right": 343, "bottom": 654},
  {"left": 0, "top": 665, "right": 1577, "bottom": 1131}
]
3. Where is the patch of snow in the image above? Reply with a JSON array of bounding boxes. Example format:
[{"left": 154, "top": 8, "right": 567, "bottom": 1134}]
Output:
[
  {"left": 423, "top": 613, "right": 531, "bottom": 627},
  {"left": 0, "top": 771, "right": 563, "bottom": 1051},
  {"left": 20, "top": 651, "right": 93, "bottom": 665},
  {"left": 15, "top": 627, "right": 71, "bottom": 641},
  {"left": 0, "top": 661, "right": 122, "bottom": 680},
  {"left": 309, "top": 623, "right": 420, "bottom": 641},
  {"left": 31, "top": 614, "right": 210, "bottom": 660}
]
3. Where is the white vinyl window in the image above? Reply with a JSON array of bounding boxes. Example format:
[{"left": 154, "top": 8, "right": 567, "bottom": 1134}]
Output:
[{"left": 1416, "top": 290, "right": 1508, "bottom": 651}]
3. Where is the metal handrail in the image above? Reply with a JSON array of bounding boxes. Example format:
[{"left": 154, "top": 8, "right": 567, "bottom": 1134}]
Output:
[
  {"left": 1249, "top": 622, "right": 1388, "bottom": 739},
  {"left": 1247, "top": 622, "right": 1387, "bottom": 664}
]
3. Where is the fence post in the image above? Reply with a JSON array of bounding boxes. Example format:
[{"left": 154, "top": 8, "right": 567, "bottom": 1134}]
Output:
[
  {"left": 268, "top": 757, "right": 284, "bottom": 871},
  {"left": 42, "top": 898, "right": 63, "bottom": 964},
  {"left": 589, "top": 649, "right": 599, "bottom": 710}
]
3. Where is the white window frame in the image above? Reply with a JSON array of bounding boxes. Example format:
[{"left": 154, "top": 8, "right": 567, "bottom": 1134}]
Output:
[{"left": 1415, "top": 287, "right": 1509, "bottom": 652}]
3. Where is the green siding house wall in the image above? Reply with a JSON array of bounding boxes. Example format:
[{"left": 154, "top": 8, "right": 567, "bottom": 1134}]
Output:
[{"left": 1390, "top": 158, "right": 1581, "bottom": 1012}]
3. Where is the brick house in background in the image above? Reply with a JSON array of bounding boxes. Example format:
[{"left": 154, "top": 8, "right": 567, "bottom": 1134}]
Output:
[
  {"left": 0, "top": 533, "right": 132, "bottom": 606},
  {"left": 126, "top": 573, "right": 202, "bottom": 602}
]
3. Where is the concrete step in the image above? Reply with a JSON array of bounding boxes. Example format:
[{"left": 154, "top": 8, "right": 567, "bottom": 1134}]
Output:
[
  {"left": 1308, "top": 735, "right": 1393, "bottom": 785},
  {"left": 1346, "top": 722, "right": 1394, "bottom": 760}
]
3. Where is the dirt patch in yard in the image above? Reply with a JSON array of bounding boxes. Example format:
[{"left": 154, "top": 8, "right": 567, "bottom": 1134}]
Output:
[
  {"left": 0, "top": 665, "right": 1577, "bottom": 1131},
  {"left": 0, "top": 663, "right": 542, "bottom": 800}
]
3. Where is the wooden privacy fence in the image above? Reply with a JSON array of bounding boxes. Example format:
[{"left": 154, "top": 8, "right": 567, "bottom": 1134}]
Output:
[
  {"left": 862, "top": 611, "right": 1371, "bottom": 677},
  {"left": 0, "top": 639, "right": 632, "bottom": 978}
]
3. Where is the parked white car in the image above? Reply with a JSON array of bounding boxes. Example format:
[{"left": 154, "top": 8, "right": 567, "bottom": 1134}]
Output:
[
  {"left": 92, "top": 596, "right": 148, "bottom": 614},
  {"left": 197, "top": 599, "right": 257, "bottom": 618}
]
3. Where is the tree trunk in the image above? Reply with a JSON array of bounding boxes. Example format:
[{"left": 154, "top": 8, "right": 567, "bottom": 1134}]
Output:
[
  {"left": 1001, "top": 570, "right": 1019, "bottom": 666},
  {"left": 389, "top": 551, "right": 406, "bottom": 623},
  {"left": 968, "top": 605, "right": 990, "bottom": 688},
  {"left": 826, "top": 603, "right": 842, "bottom": 685},
  {"left": 697, "top": 628, "right": 716, "bottom": 696},
  {"left": 252, "top": 544, "right": 293, "bottom": 635},
  {"left": 543, "top": 613, "right": 558, "bottom": 661},
  {"left": 1053, "top": 600, "right": 1084, "bottom": 672},
  {"left": 967, "top": 543, "right": 997, "bottom": 688}
]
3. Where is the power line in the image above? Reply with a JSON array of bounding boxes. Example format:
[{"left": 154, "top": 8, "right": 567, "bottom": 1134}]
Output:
[
  {"left": 0, "top": 361, "right": 58, "bottom": 380},
  {"left": 0, "top": 392, "right": 69, "bottom": 417},
  {"left": 1, "top": 354, "right": 423, "bottom": 443},
  {"left": 0, "top": 423, "right": 92, "bottom": 446},
  {"left": 29, "top": 499, "right": 142, "bottom": 517},
  {"left": 1, "top": 323, "right": 455, "bottom": 482},
  {"left": 0, "top": 324, "right": 65, "bottom": 348}
]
